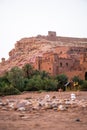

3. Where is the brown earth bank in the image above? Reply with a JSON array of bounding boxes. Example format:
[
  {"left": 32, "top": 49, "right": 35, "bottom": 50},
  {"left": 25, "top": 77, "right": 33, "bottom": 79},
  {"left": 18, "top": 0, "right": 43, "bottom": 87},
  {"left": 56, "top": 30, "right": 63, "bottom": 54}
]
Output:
[{"left": 0, "top": 91, "right": 87, "bottom": 130}]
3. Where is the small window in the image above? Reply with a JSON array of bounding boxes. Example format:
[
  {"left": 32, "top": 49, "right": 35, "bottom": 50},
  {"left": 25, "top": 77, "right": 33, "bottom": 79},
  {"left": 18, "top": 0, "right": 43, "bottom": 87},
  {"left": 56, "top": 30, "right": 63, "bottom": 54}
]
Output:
[
  {"left": 51, "top": 34, "right": 54, "bottom": 37},
  {"left": 55, "top": 59, "right": 57, "bottom": 62},
  {"left": 60, "top": 62, "right": 62, "bottom": 67},
  {"left": 85, "top": 72, "right": 87, "bottom": 80},
  {"left": 60, "top": 51, "right": 62, "bottom": 54},
  {"left": 49, "top": 68, "right": 51, "bottom": 70},
  {"left": 66, "top": 63, "right": 68, "bottom": 67}
]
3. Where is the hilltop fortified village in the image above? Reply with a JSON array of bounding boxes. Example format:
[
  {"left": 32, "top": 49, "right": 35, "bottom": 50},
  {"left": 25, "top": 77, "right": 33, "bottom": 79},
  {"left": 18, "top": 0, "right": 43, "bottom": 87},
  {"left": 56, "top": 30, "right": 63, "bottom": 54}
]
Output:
[{"left": 0, "top": 31, "right": 87, "bottom": 79}]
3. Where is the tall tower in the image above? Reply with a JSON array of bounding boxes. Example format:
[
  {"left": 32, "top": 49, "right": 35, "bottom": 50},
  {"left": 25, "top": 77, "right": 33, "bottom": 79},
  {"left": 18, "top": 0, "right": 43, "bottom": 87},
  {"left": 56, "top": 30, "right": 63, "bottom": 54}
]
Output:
[{"left": 48, "top": 31, "right": 57, "bottom": 41}]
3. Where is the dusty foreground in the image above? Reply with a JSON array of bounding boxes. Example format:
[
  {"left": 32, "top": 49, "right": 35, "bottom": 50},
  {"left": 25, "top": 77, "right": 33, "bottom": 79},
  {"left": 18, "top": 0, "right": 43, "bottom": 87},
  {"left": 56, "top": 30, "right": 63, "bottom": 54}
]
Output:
[{"left": 0, "top": 91, "right": 87, "bottom": 130}]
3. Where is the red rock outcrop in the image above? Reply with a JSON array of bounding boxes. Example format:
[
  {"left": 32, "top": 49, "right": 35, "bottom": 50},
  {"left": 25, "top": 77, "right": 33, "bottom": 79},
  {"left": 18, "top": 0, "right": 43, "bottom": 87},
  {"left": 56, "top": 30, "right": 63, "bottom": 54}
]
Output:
[{"left": 0, "top": 31, "right": 87, "bottom": 79}]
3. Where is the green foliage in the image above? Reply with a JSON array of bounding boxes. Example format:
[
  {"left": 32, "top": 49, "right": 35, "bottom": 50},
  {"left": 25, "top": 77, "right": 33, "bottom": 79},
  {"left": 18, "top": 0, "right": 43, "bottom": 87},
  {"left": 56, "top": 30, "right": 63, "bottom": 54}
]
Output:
[
  {"left": 72, "top": 76, "right": 83, "bottom": 85},
  {"left": 0, "top": 81, "right": 6, "bottom": 88},
  {"left": 25, "top": 76, "right": 57, "bottom": 91},
  {"left": 33, "top": 69, "right": 41, "bottom": 76},
  {"left": 0, "top": 73, "right": 10, "bottom": 87},
  {"left": 55, "top": 74, "right": 68, "bottom": 91},
  {"left": 25, "top": 75, "right": 44, "bottom": 91},
  {"left": 7, "top": 66, "right": 25, "bottom": 91},
  {"left": 80, "top": 80, "right": 87, "bottom": 91},
  {"left": 22, "top": 64, "right": 34, "bottom": 79},
  {"left": 0, "top": 85, "right": 20, "bottom": 95},
  {"left": 40, "top": 70, "right": 50, "bottom": 79},
  {"left": 1, "top": 62, "right": 87, "bottom": 94},
  {"left": 43, "top": 78, "right": 58, "bottom": 91}
]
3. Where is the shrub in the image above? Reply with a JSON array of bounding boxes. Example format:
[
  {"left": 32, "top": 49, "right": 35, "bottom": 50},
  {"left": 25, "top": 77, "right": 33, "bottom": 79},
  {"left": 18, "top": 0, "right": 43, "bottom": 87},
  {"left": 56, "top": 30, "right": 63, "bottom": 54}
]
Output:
[
  {"left": 25, "top": 76, "right": 57, "bottom": 91},
  {"left": 22, "top": 64, "right": 34, "bottom": 79},
  {"left": 55, "top": 74, "right": 68, "bottom": 91},
  {"left": 1, "top": 85, "right": 20, "bottom": 95},
  {"left": 25, "top": 75, "right": 44, "bottom": 91},
  {"left": 7, "top": 66, "right": 25, "bottom": 91},
  {"left": 72, "top": 76, "right": 83, "bottom": 85},
  {"left": 80, "top": 80, "right": 87, "bottom": 91},
  {"left": 25, "top": 79, "right": 39, "bottom": 91},
  {"left": 25, "top": 77, "right": 40, "bottom": 91},
  {"left": 44, "top": 78, "right": 58, "bottom": 91}
]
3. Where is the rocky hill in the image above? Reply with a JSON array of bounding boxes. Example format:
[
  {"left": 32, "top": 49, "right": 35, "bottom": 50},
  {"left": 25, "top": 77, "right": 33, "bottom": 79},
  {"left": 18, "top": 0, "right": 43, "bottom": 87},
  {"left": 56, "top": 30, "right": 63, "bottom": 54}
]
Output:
[{"left": 0, "top": 31, "right": 87, "bottom": 76}]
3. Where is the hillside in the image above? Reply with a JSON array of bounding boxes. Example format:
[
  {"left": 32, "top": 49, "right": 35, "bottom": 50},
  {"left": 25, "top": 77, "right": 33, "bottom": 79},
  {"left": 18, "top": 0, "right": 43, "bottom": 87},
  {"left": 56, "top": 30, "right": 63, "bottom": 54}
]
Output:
[{"left": 0, "top": 31, "right": 87, "bottom": 76}]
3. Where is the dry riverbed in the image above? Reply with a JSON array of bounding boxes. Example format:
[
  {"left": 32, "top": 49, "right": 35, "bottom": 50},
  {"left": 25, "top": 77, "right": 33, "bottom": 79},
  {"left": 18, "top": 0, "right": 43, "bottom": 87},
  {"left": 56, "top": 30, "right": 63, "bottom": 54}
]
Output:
[{"left": 0, "top": 91, "right": 87, "bottom": 130}]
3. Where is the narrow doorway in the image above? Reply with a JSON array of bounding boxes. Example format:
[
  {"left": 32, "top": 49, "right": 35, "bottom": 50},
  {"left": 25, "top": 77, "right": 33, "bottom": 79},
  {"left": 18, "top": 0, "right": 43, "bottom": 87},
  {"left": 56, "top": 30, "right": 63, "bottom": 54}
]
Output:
[{"left": 85, "top": 72, "right": 87, "bottom": 80}]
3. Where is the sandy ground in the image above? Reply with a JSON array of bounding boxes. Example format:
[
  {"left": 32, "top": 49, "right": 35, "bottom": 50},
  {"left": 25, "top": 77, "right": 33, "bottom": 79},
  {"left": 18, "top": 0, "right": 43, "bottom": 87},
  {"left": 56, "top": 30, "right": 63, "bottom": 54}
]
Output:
[{"left": 0, "top": 91, "right": 87, "bottom": 130}]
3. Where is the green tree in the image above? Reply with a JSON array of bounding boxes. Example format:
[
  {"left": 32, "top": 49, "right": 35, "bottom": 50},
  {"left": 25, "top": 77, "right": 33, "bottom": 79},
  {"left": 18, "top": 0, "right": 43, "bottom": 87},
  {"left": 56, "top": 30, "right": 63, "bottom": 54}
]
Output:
[
  {"left": 22, "top": 64, "right": 34, "bottom": 79},
  {"left": 40, "top": 70, "right": 50, "bottom": 79},
  {"left": 1, "top": 84, "right": 20, "bottom": 95},
  {"left": 72, "top": 76, "right": 83, "bottom": 85},
  {"left": 0, "top": 72, "right": 10, "bottom": 88},
  {"left": 55, "top": 74, "right": 68, "bottom": 91},
  {"left": 33, "top": 69, "right": 41, "bottom": 76},
  {"left": 25, "top": 75, "right": 44, "bottom": 91},
  {"left": 7, "top": 66, "right": 24, "bottom": 91},
  {"left": 80, "top": 80, "right": 87, "bottom": 91},
  {"left": 44, "top": 78, "right": 57, "bottom": 91}
]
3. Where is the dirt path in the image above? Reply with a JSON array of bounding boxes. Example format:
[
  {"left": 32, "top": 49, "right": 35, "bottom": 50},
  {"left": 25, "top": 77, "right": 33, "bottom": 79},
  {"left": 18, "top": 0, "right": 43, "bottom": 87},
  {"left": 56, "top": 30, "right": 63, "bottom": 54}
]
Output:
[{"left": 0, "top": 91, "right": 87, "bottom": 130}]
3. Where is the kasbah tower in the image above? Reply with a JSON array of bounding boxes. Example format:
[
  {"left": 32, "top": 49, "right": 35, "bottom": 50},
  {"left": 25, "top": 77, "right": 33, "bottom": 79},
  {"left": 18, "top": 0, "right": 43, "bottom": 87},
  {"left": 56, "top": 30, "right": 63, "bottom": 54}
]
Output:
[{"left": 0, "top": 31, "right": 87, "bottom": 80}]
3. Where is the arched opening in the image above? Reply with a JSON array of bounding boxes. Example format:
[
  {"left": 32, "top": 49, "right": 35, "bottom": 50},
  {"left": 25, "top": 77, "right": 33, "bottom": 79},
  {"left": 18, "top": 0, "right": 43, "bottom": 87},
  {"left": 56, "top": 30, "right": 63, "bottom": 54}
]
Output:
[{"left": 85, "top": 72, "right": 87, "bottom": 80}]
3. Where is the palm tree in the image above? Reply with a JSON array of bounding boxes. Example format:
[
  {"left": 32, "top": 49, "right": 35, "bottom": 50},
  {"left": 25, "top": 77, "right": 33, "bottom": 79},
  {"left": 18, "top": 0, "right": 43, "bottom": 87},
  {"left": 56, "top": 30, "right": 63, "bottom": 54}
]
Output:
[
  {"left": 22, "top": 64, "right": 34, "bottom": 79},
  {"left": 40, "top": 70, "right": 50, "bottom": 79}
]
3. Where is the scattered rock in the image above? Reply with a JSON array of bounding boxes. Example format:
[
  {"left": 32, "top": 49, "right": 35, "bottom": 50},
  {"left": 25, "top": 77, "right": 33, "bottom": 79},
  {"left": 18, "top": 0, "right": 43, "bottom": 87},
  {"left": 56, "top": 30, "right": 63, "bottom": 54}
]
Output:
[
  {"left": 18, "top": 107, "right": 26, "bottom": 111},
  {"left": 71, "top": 93, "right": 76, "bottom": 101},
  {"left": 58, "top": 105, "right": 67, "bottom": 111},
  {"left": 0, "top": 94, "right": 87, "bottom": 112}
]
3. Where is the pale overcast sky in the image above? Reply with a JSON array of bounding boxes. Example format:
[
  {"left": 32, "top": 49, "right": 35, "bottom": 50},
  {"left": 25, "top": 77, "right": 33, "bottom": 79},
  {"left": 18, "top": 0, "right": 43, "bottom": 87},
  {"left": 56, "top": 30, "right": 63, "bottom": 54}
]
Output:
[{"left": 0, "top": 0, "right": 87, "bottom": 61}]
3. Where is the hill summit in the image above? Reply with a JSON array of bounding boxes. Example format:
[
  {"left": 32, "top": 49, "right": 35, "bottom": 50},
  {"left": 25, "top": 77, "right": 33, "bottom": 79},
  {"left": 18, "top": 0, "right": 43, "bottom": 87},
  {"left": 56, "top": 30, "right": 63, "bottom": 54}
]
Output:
[{"left": 0, "top": 31, "right": 87, "bottom": 79}]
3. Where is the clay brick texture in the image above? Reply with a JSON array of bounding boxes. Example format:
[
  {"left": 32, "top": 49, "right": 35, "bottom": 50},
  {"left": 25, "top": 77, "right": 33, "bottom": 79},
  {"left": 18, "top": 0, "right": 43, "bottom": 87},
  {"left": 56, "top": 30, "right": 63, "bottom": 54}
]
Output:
[{"left": 0, "top": 31, "right": 87, "bottom": 79}]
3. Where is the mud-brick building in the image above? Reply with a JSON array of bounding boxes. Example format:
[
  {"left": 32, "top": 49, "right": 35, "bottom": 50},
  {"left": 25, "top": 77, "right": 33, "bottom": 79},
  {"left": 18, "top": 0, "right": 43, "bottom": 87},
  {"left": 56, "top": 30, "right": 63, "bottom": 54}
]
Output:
[
  {"left": 33, "top": 39, "right": 87, "bottom": 80},
  {"left": 0, "top": 31, "right": 87, "bottom": 80},
  {"left": 34, "top": 51, "right": 81, "bottom": 78}
]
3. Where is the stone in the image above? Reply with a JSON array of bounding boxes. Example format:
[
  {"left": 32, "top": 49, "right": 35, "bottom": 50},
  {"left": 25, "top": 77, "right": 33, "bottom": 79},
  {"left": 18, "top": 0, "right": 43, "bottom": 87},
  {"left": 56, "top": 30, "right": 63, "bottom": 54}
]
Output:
[
  {"left": 2, "top": 107, "right": 8, "bottom": 110},
  {"left": 0, "top": 94, "right": 87, "bottom": 113},
  {"left": 58, "top": 105, "right": 67, "bottom": 111},
  {"left": 44, "top": 95, "right": 50, "bottom": 101},
  {"left": 8, "top": 103, "right": 14, "bottom": 109},
  {"left": 0, "top": 102, "right": 3, "bottom": 106},
  {"left": 18, "top": 107, "right": 26, "bottom": 111},
  {"left": 71, "top": 93, "right": 76, "bottom": 101},
  {"left": 14, "top": 100, "right": 26, "bottom": 109},
  {"left": 21, "top": 116, "right": 29, "bottom": 119}
]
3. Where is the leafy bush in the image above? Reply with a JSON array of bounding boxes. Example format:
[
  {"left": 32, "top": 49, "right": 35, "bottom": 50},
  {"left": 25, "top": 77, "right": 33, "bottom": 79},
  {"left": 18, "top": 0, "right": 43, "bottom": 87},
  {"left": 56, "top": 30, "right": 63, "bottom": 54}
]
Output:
[
  {"left": 25, "top": 75, "right": 44, "bottom": 91},
  {"left": 0, "top": 85, "right": 20, "bottom": 95},
  {"left": 40, "top": 70, "right": 50, "bottom": 79},
  {"left": 25, "top": 76, "right": 57, "bottom": 91},
  {"left": 22, "top": 64, "right": 34, "bottom": 79},
  {"left": 0, "top": 81, "right": 6, "bottom": 88},
  {"left": 72, "top": 76, "right": 83, "bottom": 85},
  {"left": 7, "top": 66, "right": 25, "bottom": 91},
  {"left": 80, "top": 80, "right": 87, "bottom": 91},
  {"left": 43, "top": 78, "right": 57, "bottom": 91},
  {"left": 55, "top": 74, "right": 68, "bottom": 91}
]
